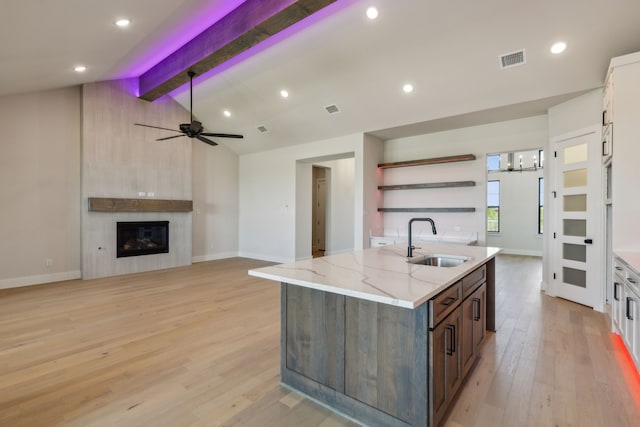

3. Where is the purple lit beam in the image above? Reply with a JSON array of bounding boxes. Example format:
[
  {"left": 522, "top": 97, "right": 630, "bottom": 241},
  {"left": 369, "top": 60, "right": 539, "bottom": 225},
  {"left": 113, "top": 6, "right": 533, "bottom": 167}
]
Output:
[{"left": 138, "top": 0, "right": 337, "bottom": 102}]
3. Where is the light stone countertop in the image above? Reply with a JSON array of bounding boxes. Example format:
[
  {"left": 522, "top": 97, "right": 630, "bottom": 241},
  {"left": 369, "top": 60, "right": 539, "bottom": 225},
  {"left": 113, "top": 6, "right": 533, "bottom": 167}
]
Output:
[
  {"left": 249, "top": 243, "right": 501, "bottom": 309},
  {"left": 615, "top": 251, "right": 640, "bottom": 276}
]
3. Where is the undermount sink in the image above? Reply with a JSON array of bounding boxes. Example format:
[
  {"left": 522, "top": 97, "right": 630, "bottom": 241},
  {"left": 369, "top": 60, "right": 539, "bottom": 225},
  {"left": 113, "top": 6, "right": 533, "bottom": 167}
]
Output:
[{"left": 408, "top": 254, "right": 470, "bottom": 267}]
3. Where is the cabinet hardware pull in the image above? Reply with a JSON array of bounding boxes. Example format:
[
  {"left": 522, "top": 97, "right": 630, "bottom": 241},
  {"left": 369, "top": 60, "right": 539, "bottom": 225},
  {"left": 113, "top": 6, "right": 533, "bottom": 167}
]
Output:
[
  {"left": 615, "top": 266, "right": 623, "bottom": 271},
  {"left": 626, "top": 297, "right": 634, "bottom": 320},
  {"left": 602, "top": 110, "right": 607, "bottom": 126},
  {"left": 473, "top": 298, "right": 481, "bottom": 321},
  {"left": 446, "top": 325, "right": 456, "bottom": 356},
  {"left": 451, "top": 325, "right": 456, "bottom": 354},
  {"left": 614, "top": 282, "right": 620, "bottom": 301},
  {"left": 629, "top": 278, "right": 637, "bottom": 284},
  {"left": 441, "top": 296, "right": 457, "bottom": 306},
  {"left": 602, "top": 140, "right": 607, "bottom": 156},
  {"left": 584, "top": 238, "right": 593, "bottom": 244}
]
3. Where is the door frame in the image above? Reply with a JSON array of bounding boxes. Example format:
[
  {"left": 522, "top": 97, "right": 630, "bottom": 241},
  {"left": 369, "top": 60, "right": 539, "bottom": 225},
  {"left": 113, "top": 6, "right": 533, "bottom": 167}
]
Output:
[{"left": 547, "top": 124, "right": 604, "bottom": 311}]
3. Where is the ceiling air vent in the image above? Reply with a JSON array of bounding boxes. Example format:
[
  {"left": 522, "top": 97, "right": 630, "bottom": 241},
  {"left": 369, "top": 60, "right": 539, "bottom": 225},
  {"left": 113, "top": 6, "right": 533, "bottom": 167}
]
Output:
[
  {"left": 324, "top": 104, "right": 341, "bottom": 115},
  {"left": 257, "top": 125, "right": 269, "bottom": 133},
  {"left": 499, "top": 49, "right": 526, "bottom": 69}
]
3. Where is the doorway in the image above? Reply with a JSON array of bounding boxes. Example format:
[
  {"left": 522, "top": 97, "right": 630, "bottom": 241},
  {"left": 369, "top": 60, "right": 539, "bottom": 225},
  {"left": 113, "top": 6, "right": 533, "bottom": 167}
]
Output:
[
  {"left": 312, "top": 166, "right": 329, "bottom": 258},
  {"left": 549, "top": 126, "right": 603, "bottom": 309}
]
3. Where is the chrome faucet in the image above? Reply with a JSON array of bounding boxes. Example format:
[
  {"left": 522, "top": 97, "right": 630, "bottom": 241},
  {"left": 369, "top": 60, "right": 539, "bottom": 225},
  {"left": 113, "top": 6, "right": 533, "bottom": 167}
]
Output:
[{"left": 407, "top": 218, "right": 437, "bottom": 257}]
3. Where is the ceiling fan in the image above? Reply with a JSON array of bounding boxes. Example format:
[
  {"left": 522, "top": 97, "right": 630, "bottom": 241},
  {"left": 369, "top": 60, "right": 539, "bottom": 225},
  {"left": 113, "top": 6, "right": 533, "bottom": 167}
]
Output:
[{"left": 134, "top": 70, "right": 243, "bottom": 146}]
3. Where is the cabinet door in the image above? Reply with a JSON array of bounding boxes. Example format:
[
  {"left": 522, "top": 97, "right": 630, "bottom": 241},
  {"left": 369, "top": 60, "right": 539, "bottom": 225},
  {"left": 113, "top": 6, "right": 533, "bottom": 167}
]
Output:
[
  {"left": 430, "top": 306, "right": 462, "bottom": 425},
  {"left": 624, "top": 285, "right": 639, "bottom": 366},
  {"left": 472, "top": 283, "right": 487, "bottom": 353},
  {"left": 461, "top": 296, "right": 475, "bottom": 375},
  {"left": 612, "top": 278, "right": 624, "bottom": 332}
]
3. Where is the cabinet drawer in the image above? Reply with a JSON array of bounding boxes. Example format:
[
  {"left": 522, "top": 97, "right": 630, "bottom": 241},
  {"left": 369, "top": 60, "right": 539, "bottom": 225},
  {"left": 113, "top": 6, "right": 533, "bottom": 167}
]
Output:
[
  {"left": 462, "top": 265, "right": 486, "bottom": 299},
  {"left": 429, "top": 281, "right": 462, "bottom": 328}
]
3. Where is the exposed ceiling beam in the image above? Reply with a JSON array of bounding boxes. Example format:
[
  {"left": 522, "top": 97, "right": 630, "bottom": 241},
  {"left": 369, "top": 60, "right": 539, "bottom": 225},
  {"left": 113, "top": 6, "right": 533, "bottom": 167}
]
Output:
[{"left": 138, "top": 0, "right": 337, "bottom": 101}]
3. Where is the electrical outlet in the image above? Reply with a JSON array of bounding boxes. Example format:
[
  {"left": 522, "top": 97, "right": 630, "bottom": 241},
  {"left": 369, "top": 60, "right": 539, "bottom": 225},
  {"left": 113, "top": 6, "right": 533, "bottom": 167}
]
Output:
[{"left": 45, "top": 258, "right": 53, "bottom": 267}]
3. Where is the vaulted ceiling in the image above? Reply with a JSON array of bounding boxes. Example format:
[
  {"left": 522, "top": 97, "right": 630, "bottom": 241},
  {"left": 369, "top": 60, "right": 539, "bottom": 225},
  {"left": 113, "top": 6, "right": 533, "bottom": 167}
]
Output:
[{"left": 2, "top": 0, "right": 640, "bottom": 154}]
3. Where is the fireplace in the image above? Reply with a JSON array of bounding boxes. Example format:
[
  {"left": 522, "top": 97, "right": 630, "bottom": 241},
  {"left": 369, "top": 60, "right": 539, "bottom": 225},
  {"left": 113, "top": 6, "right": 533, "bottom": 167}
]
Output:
[{"left": 117, "top": 221, "right": 169, "bottom": 258}]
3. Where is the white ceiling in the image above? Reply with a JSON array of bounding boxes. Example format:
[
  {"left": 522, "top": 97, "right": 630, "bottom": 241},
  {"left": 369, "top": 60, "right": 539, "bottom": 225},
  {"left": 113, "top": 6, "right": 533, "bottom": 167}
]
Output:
[{"left": 2, "top": 0, "right": 640, "bottom": 154}]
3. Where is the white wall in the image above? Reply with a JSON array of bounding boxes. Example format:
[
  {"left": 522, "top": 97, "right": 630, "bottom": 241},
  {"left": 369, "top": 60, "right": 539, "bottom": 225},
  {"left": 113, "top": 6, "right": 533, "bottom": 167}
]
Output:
[
  {"left": 239, "top": 133, "right": 368, "bottom": 263},
  {"left": 382, "top": 116, "right": 549, "bottom": 246},
  {"left": 192, "top": 140, "right": 240, "bottom": 262},
  {"left": 486, "top": 150, "right": 544, "bottom": 256},
  {"left": 0, "top": 88, "right": 81, "bottom": 288},
  {"left": 548, "top": 89, "right": 602, "bottom": 138}
]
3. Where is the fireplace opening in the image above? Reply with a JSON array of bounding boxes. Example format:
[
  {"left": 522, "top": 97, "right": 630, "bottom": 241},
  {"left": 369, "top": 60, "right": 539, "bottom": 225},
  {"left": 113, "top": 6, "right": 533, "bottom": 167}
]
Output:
[{"left": 117, "top": 221, "right": 169, "bottom": 258}]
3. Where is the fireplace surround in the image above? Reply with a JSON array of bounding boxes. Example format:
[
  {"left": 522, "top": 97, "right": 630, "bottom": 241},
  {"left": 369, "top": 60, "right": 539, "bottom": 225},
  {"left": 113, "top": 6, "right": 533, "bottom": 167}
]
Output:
[{"left": 117, "top": 221, "right": 169, "bottom": 258}]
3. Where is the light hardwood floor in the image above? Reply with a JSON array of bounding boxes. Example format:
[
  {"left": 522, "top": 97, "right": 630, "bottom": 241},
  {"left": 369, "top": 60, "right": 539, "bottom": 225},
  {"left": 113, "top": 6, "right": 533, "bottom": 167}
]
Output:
[{"left": 1, "top": 255, "right": 638, "bottom": 426}]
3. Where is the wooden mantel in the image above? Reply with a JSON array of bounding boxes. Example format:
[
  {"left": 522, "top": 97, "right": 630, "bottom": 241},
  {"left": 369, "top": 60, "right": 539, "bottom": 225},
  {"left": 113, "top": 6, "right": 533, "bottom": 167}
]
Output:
[{"left": 88, "top": 198, "right": 193, "bottom": 213}]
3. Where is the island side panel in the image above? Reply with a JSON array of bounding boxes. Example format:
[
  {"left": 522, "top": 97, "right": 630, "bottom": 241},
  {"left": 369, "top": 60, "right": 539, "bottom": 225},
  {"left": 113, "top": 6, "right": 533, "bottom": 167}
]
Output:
[
  {"left": 281, "top": 283, "right": 415, "bottom": 427},
  {"left": 344, "top": 298, "right": 428, "bottom": 426},
  {"left": 283, "top": 283, "right": 341, "bottom": 390},
  {"left": 486, "top": 257, "right": 496, "bottom": 331}
]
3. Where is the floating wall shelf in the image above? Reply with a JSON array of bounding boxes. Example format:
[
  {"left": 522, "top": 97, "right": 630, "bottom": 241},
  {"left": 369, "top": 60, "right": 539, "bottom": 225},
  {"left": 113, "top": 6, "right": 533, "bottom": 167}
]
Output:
[
  {"left": 88, "top": 197, "right": 193, "bottom": 213},
  {"left": 378, "top": 207, "right": 476, "bottom": 213},
  {"left": 378, "top": 181, "right": 476, "bottom": 191},
  {"left": 378, "top": 154, "right": 476, "bottom": 169}
]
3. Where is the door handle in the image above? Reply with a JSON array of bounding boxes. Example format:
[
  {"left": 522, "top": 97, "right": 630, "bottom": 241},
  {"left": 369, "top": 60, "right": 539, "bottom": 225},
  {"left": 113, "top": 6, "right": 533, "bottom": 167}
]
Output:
[
  {"left": 584, "top": 238, "right": 593, "bottom": 244},
  {"left": 614, "top": 282, "right": 620, "bottom": 301},
  {"left": 626, "top": 297, "right": 634, "bottom": 320}
]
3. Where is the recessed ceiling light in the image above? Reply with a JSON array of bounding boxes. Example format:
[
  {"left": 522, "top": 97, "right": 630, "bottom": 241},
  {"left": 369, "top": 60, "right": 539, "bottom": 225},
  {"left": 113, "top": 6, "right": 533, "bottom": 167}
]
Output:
[
  {"left": 115, "top": 18, "right": 131, "bottom": 28},
  {"left": 280, "top": 89, "right": 289, "bottom": 98},
  {"left": 366, "top": 7, "right": 378, "bottom": 20},
  {"left": 550, "top": 41, "right": 567, "bottom": 54},
  {"left": 74, "top": 65, "right": 87, "bottom": 73},
  {"left": 223, "top": 110, "right": 231, "bottom": 117},
  {"left": 403, "top": 83, "right": 414, "bottom": 93}
]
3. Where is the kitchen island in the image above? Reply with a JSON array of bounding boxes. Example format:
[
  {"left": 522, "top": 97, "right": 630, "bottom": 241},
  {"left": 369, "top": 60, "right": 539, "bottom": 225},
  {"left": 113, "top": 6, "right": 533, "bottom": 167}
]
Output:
[{"left": 249, "top": 243, "right": 500, "bottom": 427}]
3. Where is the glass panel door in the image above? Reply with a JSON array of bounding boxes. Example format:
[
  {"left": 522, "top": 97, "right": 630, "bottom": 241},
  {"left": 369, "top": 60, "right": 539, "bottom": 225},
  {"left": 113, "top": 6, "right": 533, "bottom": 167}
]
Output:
[{"left": 553, "top": 130, "right": 602, "bottom": 308}]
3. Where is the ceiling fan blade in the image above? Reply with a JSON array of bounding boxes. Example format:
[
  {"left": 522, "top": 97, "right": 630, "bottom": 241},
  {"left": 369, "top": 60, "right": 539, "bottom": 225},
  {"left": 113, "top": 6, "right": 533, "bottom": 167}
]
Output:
[
  {"left": 157, "top": 134, "right": 186, "bottom": 141},
  {"left": 200, "top": 132, "right": 244, "bottom": 139},
  {"left": 196, "top": 135, "right": 218, "bottom": 146},
  {"left": 135, "top": 123, "right": 182, "bottom": 133}
]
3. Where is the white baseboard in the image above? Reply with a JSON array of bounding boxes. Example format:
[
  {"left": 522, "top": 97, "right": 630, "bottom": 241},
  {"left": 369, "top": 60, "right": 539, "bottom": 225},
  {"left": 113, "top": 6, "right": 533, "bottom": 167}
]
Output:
[
  {"left": 192, "top": 251, "right": 239, "bottom": 263},
  {"left": 238, "top": 251, "right": 291, "bottom": 264},
  {"left": 499, "top": 249, "right": 543, "bottom": 257},
  {"left": 324, "top": 248, "right": 354, "bottom": 256},
  {"left": 0, "top": 271, "right": 82, "bottom": 290}
]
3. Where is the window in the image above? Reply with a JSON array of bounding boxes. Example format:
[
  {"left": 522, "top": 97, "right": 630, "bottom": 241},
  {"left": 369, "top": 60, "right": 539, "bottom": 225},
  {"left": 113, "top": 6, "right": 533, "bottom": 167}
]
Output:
[
  {"left": 487, "top": 154, "right": 500, "bottom": 172},
  {"left": 487, "top": 180, "right": 500, "bottom": 232},
  {"left": 538, "top": 177, "right": 544, "bottom": 234}
]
